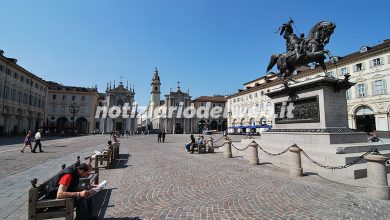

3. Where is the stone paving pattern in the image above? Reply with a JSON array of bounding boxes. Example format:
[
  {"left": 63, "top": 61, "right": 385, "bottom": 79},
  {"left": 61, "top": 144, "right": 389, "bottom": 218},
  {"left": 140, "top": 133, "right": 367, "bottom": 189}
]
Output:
[{"left": 1, "top": 134, "right": 390, "bottom": 219}]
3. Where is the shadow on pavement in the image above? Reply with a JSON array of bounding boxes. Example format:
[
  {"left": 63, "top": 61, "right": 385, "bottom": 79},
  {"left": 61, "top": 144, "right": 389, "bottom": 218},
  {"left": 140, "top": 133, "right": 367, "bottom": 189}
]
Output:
[
  {"left": 97, "top": 189, "right": 142, "bottom": 220},
  {"left": 96, "top": 188, "right": 112, "bottom": 218},
  {"left": 114, "top": 154, "right": 130, "bottom": 169},
  {"left": 100, "top": 217, "right": 142, "bottom": 220},
  {"left": 304, "top": 172, "right": 318, "bottom": 176}
]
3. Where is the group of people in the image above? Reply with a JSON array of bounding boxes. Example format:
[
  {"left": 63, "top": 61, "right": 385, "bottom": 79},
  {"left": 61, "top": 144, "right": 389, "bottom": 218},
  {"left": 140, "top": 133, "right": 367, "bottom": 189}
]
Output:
[
  {"left": 20, "top": 129, "right": 44, "bottom": 153},
  {"left": 109, "top": 130, "right": 135, "bottom": 138},
  {"left": 185, "top": 134, "right": 205, "bottom": 154},
  {"left": 157, "top": 130, "right": 166, "bottom": 143}
]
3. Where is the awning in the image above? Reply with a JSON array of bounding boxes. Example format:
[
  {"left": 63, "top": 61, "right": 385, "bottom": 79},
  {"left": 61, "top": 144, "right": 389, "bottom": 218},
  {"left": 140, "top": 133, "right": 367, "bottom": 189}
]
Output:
[{"left": 228, "top": 125, "right": 272, "bottom": 129}]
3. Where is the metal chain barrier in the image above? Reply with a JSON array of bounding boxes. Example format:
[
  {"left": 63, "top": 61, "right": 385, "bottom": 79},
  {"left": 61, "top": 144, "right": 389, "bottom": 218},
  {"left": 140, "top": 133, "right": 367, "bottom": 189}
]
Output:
[
  {"left": 300, "top": 147, "right": 379, "bottom": 170},
  {"left": 212, "top": 142, "right": 226, "bottom": 149},
  {"left": 257, "top": 144, "right": 293, "bottom": 156},
  {"left": 210, "top": 137, "right": 380, "bottom": 170},
  {"left": 231, "top": 143, "right": 251, "bottom": 151},
  {"left": 213, "top": 136, "right": 225, "bottom": 144}
]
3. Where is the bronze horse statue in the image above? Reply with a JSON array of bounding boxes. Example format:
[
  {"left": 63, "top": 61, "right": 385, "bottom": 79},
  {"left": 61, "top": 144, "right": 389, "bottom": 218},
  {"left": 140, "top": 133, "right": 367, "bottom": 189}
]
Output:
[{"left": 266, "top": 21, "right": 336, "bottom": 80}]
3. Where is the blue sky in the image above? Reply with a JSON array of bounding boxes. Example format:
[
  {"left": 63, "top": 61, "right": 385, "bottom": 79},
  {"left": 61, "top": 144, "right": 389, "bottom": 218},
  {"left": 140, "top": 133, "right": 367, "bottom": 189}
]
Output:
[{"left": 1, "top": 0, "right": 389, "bottom": 106}]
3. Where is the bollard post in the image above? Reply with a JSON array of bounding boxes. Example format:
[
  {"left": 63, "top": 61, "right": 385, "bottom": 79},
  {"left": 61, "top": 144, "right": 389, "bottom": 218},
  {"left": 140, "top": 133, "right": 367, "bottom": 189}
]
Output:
[
  {"left": 289, "top": 145, "right": 303, "bottom": 177},
  {"left": 224, "top": 138, "right": 232, "bottom": 158},
  {"left": 249, "top": 141, "right": 259, "bottom": 165},
  {"left": 207, "top": 137, "right": 214, "bottom": 153},
  {"left": 364, "top": 153, "right": 390, "bottom": 200}
]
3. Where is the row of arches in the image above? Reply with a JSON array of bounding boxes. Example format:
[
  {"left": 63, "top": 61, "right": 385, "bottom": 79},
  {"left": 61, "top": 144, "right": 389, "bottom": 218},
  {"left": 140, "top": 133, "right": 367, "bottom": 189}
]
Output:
[
  {"left": 197, "top": 120, "right": 227, "bottom": 133},
  {"left": 231, "top": 117, "right": 268, "bottom": 127},
  {"left": 48, "top": 117, "right": 89, "bottom": 134},
  {"left": 1, "top": 106, "right": 43, "bottom": 136}
]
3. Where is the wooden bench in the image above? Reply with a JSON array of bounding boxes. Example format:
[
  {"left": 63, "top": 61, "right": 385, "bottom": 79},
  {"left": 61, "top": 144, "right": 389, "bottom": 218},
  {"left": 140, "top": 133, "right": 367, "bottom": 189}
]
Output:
[
  {"left": 95, "top": 142, "right": 120, "bottom": 169},
  {"left": 192, "top": 143, "right": 207, "bottom": 153},
  {"left": 28, "top": 158, "right": 99, "bottom": 220}
]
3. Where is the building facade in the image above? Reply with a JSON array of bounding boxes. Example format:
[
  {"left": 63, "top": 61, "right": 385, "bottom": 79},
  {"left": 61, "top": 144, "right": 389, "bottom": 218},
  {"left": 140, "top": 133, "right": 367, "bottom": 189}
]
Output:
[
  {"left": 191, "top": 96, "right": 227, "bottom": 133},
  {"left": 96, "top": 80, "right": 136, "bottom": 133},
  {"left": 46, "top": 81, "right": 99, "bottom": 134},
  {"left": 0, "top": 50, "right": 48, "bottom": 136},
  {"left": 146, "top": 68, "right": 192, "bottom": 134},
  {"left": 227, "top": 40, "right": 390, "bottom": 134}
]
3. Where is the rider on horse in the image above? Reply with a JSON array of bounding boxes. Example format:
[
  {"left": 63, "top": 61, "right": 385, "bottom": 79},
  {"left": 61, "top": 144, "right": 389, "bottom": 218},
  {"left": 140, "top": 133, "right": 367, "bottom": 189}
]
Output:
[{"left": 278, "top": 18, "right": 303, "bottom": 60}]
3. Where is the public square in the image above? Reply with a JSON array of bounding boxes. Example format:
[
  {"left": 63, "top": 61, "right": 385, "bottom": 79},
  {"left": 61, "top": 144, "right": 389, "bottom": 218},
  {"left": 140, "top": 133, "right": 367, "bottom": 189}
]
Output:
[{"left": 1, "top": 134, "right": 390, "bottom": 220}]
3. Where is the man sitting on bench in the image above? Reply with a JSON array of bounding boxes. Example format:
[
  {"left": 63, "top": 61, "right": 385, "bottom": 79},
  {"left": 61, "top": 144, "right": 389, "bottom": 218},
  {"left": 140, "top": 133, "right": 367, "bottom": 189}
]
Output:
[{"left": 46, "top": 163, "right": 97, "bottom": 220}]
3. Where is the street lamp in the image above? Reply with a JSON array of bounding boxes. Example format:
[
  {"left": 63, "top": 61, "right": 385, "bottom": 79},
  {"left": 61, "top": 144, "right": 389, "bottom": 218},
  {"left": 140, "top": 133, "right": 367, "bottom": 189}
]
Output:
[{"left": 69, "top": 103, "right": 79, "bottom": 133}]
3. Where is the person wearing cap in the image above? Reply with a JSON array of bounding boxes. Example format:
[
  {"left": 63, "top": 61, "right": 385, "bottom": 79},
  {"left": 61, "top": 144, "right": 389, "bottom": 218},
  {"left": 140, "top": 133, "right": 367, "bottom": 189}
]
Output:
[
  {"left": 32, "top": 129, "right": 43, "bottom": 153},
  {"left": 47, "top": 163, "right": 96, "bottom": 220}
]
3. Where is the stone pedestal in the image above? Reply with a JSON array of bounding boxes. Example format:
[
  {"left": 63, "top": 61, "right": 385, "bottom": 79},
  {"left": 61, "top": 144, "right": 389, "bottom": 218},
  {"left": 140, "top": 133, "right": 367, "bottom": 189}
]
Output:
[
  {"left": 289, "top": 146, "right": 303, "bottom": 177},
  {"left": 207, "top": 137, "right": 214, "bottom": 153},
  {"left": 249, "top": 141, "right": 259, "bottom": 165},
  {"left": 256, "top": 76, "right": 381, "bottom": 179},
  {"left": 264, "top": 76, "right": 366, "bottom": 145},
  {"left": 365, "top": 153, "right": 390, "bottom": 200},
  {"left": 224, "top": 139, "right": 232, "bottom": 158}
]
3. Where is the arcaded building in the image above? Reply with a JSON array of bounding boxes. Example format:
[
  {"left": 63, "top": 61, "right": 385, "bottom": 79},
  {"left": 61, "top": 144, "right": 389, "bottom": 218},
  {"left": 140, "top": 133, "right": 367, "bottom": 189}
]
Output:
[
  {"left": 46, "top": 81, "right": 99, "bottom": 134},
  {"left": 0, "top": 50, "right": 48, "bottom": 136}
]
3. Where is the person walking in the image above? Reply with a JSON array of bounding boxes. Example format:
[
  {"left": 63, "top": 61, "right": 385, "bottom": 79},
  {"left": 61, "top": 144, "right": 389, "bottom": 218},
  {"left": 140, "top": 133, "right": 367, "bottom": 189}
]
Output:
[
  {"left": 161, "top": 131, "right": 166, "bottom": 143},
  {"left": 32, "top": 129, "right": 44, "bottom": 153},
  {"left": 157, "top": 131, "right": 162, "bottom": 143},
  {"left": 21, "top": 130, "right": 32, "bottom": 153}
]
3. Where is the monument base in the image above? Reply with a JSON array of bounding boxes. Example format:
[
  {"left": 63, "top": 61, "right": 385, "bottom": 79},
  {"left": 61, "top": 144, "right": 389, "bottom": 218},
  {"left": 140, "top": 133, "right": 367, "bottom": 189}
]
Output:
[
  {"left": 262, "top": 130, "right": 367, "bottom": 145},
  {"left": 220, "top": 138, "right": 390, "bottom": 179},
  {"left": 222, "top": 76, "right": 390, "bottom": 180}
]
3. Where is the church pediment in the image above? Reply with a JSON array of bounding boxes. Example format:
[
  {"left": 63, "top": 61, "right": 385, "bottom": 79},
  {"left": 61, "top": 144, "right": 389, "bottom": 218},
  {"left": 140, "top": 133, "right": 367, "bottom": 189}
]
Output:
[{"left": 108, "top": 85, "right": 131, "bottom": 94}]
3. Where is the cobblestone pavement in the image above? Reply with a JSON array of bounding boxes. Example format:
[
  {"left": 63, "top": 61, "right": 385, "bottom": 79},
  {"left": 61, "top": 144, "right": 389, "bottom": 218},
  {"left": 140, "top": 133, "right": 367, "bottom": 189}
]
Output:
[
  {"left": 1, "top": 134, "right": 390, "bottom": 219},
  {"left": 99, "top": 134, "right": 390, "bottom": 219},
  {"left": 0, "top": 134, "right": 112, "bottom": 178}
]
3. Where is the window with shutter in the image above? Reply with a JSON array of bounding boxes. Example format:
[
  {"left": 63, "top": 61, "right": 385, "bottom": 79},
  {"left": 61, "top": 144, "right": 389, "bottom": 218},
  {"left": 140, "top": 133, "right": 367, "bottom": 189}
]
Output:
[
  {"left": 380, "top": 57, "right": 384, "bottom": 65},
  {"left": 369, "top": 60, "right": 374, "bottom": 68},
  {"left": 373, "top": 58, "right": 381, "bottom": 66},
  {"left": 355, "top": 63, "right": 363, "bottom": 72},
  {"left": 341, "top": 67, "right": 349, "bottom": 75},
  {"left": 357, "top": 83, "right": 366, "bottom": 97},
  {"left": 373, "top": 80, "right": 384, "bottom": 95}
]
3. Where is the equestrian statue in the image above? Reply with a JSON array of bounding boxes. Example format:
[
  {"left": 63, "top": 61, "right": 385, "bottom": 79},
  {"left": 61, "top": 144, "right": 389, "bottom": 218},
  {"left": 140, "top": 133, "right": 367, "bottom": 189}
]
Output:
[{"left": 266, "top": 19, "right": 336, "bottom": 81}]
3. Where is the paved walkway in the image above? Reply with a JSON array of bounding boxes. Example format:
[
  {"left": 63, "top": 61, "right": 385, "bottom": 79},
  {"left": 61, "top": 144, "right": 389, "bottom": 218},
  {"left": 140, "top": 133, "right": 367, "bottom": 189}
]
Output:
[{"left": 1, "top": 134, "right": 390, "bottom": 219}]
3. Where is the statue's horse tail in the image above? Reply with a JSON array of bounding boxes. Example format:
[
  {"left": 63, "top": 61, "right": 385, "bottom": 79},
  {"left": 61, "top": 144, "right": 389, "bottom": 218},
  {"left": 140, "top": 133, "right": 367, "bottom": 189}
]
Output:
[{"left": 266, "top": 54, "right": 279, "bottom": 72}]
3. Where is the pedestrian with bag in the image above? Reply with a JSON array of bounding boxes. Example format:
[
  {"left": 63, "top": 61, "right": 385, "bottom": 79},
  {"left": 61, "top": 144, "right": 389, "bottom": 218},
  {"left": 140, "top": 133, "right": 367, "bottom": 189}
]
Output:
[{"left": 20, "top": 130, "right": 33, "bottom": 153}]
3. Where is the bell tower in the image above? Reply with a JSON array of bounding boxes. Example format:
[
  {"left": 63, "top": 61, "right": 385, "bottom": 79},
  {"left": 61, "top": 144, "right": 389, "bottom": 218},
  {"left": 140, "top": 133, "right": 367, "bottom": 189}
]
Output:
[{"left": 150, "top": 67, "right": 161, "bottom": 117}]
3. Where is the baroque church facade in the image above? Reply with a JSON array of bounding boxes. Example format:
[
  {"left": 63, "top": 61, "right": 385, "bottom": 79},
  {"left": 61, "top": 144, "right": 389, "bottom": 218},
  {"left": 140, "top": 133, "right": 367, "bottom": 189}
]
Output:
[
  {"left": 96, "top": 80, "right": 136, "bottom": 133},
  {"left": 147, "top": 68, "right": 192, "bottom": 134}
]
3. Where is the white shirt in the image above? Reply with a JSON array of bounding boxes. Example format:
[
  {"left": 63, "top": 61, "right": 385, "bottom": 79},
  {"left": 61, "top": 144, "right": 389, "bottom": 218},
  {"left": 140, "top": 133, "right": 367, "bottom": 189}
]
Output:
[{"left": 35, "top": 132, "right": 41, "bottom": 140}]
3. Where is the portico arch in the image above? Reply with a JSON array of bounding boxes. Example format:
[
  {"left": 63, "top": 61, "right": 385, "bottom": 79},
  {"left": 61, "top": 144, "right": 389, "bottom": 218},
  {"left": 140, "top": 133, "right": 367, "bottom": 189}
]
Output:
[
  {"left": 354, "top": 105, "right": 375, "bottom": 133},
  {"left": 76, "top": 117, "right": 88, "bottom": 134},
  {"left": 57, "top": 117, "right": 68, "bottom": 132}
]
